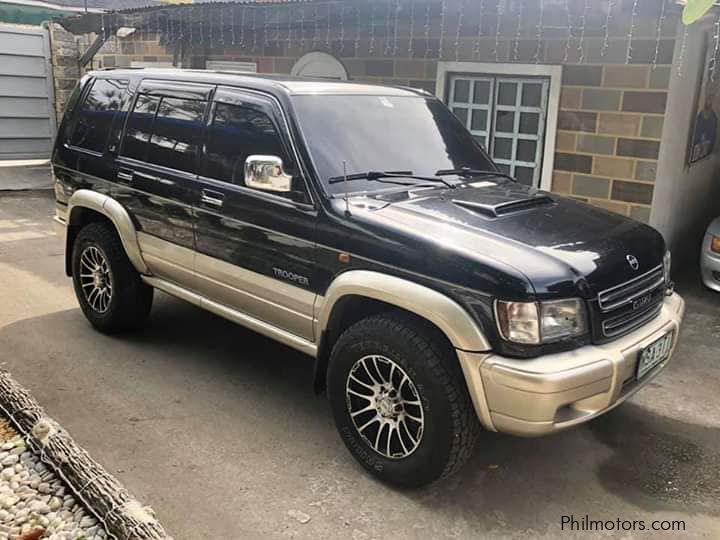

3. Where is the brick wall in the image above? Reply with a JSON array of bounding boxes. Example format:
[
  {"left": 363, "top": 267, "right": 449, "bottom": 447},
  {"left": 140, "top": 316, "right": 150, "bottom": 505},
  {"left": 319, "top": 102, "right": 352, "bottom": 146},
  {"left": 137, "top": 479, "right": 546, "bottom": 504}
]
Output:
[{"left": 55, "top": 0, "right": 681, "bottom": 223}]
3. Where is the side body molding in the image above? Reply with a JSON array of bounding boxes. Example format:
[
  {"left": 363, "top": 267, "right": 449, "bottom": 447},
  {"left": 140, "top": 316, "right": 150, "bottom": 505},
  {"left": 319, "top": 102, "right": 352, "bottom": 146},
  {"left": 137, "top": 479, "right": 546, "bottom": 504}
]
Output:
[
  {"left": 316, "top": 270, "right": 491, "bottom": 352},
  {"left": 67, "top": 190, "right": 149, "bottom": 275}
]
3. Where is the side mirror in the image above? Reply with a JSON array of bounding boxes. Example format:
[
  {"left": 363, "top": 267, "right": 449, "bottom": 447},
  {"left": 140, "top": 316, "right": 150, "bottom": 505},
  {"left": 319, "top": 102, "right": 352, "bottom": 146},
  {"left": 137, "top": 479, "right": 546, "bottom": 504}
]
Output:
[{"left": 244, "top": 155, "right": 293, "bottom": 193}]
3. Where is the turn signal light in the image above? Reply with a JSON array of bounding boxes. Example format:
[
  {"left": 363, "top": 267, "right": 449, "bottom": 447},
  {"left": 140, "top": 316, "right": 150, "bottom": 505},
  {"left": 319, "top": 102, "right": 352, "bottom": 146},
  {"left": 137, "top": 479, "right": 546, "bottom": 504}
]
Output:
[{"left": 712, "top": 236, "right": 720, "bottom": 254}]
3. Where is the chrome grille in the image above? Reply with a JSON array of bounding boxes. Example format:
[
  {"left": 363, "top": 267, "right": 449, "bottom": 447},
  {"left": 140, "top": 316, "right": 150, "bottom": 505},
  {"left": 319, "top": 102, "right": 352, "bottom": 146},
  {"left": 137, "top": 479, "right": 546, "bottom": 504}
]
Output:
[
  {"left": 597, "top": 265, "right": 664, "bottom": 312},
  {"left": 596, "top": 264, "right": 665, "bottom": 339}
]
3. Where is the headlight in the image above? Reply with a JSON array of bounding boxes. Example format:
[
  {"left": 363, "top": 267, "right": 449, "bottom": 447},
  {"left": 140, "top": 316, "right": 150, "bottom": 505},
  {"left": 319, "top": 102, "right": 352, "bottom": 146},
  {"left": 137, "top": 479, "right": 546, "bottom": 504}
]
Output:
[
  {"left": 663, "top": 250, "right": 672, "bottom": 284},
  {"left": 711, "top": 236, "right": 720, "bottom": 254},
  {"left": 495, "top": 299, "right": 587, "bottom": 345}
]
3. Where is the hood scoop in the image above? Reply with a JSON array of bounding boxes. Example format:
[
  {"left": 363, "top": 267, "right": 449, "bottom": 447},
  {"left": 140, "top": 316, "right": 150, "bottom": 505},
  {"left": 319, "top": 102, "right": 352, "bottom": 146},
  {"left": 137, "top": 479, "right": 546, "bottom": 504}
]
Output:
[{"left": 452, "top": 195, "right": 555, "bottom": 218}]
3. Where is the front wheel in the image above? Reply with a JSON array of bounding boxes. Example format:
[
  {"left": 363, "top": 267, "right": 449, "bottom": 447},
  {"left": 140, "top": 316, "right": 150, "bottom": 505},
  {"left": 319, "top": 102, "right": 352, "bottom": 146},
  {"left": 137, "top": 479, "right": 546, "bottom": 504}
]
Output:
[{"left": 327, "top": 313, "right": 479, "bottom": 487}]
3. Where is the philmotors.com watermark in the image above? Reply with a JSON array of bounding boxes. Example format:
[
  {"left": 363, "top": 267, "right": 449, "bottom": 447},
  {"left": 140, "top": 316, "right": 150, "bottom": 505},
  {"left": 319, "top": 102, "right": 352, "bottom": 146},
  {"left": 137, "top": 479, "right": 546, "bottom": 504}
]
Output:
[{"left": 561, "top": 514, "right": 686, "bottom": 533}]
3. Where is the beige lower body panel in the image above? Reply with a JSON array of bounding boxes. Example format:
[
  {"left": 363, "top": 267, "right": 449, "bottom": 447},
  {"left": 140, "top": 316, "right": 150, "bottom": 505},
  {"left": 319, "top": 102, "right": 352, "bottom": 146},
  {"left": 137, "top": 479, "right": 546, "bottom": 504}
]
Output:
[
  {"left": 458, "top": 293, "right": 686, "bottom": 436},
  {"left": 137, "top": 232, "right": 316, "bottom": 343}
]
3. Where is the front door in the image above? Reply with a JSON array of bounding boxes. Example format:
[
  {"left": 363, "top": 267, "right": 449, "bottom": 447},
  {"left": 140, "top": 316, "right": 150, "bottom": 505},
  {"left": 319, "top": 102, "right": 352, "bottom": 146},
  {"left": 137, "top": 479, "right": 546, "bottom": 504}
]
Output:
[
  {"left": 113, "top": 80, "right": 212, "bottom": 287},
  {"left": 193, "top": 87, "right": 317, "bottom": 341},
  {"left": 448, "top": 75, "right": 549, "bottom": 186}
]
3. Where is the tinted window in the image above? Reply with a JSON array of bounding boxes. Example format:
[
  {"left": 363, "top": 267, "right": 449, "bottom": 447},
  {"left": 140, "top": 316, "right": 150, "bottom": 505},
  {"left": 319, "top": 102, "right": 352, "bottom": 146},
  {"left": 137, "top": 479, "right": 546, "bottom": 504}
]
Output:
[
  {"left": 70, "top": 78, "right": 128, "bottom": 153},
  {"left": 121, "top": 95, "right": 206, "bottom": 174},
  {"left": 122, "top": 94, "right": 161, "bottom": 162},
  {"left": 204, "top": 103, "right": 289, "bottom": 187},
  {"left": 291, "top": 95, "right": 496, "bottom": 194}
]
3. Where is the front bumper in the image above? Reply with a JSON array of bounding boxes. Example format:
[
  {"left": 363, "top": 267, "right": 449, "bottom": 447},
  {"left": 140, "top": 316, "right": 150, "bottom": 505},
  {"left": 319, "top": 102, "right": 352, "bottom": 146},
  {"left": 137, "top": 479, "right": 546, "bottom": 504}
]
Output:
[{"left": 457, "top": 292, "right": 685, "bottom": 437}]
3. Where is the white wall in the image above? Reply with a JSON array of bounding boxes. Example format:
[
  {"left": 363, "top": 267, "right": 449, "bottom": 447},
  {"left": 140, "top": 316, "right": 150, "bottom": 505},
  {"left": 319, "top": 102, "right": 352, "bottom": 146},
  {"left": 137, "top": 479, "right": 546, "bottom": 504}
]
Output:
[{"left": 652, "top": 20, "right": 720, "bottom": 267}]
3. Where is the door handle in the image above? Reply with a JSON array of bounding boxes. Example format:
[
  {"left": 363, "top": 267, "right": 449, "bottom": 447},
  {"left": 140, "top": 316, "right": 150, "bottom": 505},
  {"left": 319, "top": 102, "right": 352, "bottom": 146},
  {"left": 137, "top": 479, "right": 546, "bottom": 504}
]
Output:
[
  {"left": 200, "top": 189, "right": 225, "bottom": 208},
  {"left": 117, "top": 169, "right": 134, "bottom": 184}
]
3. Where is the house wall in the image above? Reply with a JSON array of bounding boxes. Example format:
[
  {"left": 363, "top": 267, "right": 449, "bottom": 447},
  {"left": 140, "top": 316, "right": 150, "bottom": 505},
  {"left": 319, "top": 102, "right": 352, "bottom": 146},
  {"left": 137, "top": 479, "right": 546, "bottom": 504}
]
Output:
[
  {"left": 51, "top": 0, "right": 680, "bottom": 224},
  {"left": 651, "top": 20, "right": 720, "bottom": 265}
]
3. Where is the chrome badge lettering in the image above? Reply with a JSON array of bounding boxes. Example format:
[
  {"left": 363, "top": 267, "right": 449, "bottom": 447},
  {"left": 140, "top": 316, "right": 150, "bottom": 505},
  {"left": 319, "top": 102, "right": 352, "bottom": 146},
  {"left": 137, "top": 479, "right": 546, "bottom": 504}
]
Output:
[
  {"left": 632, "top": 294, "right": 652, "bottom": 311},
  {"left": 273, "top": 267, "right": 310, "bottom": 287}
]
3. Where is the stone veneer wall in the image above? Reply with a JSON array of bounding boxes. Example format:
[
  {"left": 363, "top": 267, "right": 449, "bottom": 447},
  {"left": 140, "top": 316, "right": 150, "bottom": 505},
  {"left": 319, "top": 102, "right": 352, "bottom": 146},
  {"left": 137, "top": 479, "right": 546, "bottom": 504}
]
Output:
[{"left": 51, "top": 0, "right": 680, "bottom": 223}]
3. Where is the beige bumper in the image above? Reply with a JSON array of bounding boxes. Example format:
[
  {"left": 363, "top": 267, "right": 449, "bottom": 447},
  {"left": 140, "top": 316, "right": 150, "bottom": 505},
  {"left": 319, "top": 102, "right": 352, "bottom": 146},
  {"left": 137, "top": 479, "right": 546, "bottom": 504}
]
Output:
[{"left": 458, "top": 292, "right": 685, "bottom": 437}]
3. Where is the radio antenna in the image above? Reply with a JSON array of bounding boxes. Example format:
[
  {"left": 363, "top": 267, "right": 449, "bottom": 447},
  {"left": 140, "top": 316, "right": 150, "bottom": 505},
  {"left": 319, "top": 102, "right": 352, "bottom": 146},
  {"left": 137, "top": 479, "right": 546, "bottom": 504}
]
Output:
[{"left": 343, "top": 160, "right": 351, "bottom": 216}]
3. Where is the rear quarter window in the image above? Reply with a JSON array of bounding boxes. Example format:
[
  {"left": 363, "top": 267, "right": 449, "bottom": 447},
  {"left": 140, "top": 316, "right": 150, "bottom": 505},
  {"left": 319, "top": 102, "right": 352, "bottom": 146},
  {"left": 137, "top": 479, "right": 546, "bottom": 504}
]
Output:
[{"left": 69, "top": 78, "right": 128, "bottom": 153}]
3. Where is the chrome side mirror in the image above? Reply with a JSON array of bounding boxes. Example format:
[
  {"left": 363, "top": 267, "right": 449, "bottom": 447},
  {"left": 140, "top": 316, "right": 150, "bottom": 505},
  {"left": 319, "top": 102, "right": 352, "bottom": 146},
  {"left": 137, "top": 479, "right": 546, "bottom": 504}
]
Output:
[{"left": 244, "top": 155, "right": 293, "bottom": 193}]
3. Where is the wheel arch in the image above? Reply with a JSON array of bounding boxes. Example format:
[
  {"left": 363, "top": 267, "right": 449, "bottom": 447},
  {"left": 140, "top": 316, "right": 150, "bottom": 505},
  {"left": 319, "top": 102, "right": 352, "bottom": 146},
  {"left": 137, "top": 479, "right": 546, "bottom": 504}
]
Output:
[
  {"left": 313, "top": 270, "right": 491, "bottom": 391},
  {"left": 65, "top": 190, "right": 148, "bottom": 276}
]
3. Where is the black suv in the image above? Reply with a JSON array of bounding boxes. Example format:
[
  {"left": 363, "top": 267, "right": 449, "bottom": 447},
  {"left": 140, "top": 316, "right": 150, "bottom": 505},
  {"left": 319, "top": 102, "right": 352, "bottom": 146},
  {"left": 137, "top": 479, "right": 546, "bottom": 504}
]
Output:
[{"left": 53, "top": 69, "right": 685, "bottom": 487}]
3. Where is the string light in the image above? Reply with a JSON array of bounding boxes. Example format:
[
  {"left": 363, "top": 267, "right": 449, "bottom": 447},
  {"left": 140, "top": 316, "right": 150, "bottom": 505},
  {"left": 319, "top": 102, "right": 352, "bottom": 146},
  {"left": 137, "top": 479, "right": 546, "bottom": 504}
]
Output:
[
  {"left": 198, "top": 5, "right": 204, "bottom": 46},
  {"left": 392, "top": 0, "right": 401, "bottom": 56},
  {"left": 677, "top": 25, "right": 689, "bottom": 78},
  {"left": 577, "top": 0, "right": 590, "bottom": 64},
  {"left": 231, "top": 5, "right": 236, "bottom": 46},
  {"left": 493, "top": 0, "right": 504, "bottom": 62},
  {"left": 287, "top": 5, "right": 293, "bottom": 51},
  {"left": 339, "top": 4, "right": 345, "bottom": 54},
  {"left": 326, "top": 2, "right": 332, "bottom": 51},
  {"left": 188, "top": 5, "right": 193, "bottom": 47},
  {"left": 652, "top": 0, "right": 668, "bottom": 71},
  {"left": 252, "top": 7, "right": 258, "bottom": 52},
  {"left": 100, "top": 13, "right": 106, "bottom": 41},
  {"left": 423, "top": 0, "right": 431, "bottom": 59},
  {"left": 711, "top": 12, "right": 720, "bottom": 81},
  {"left": 369, "top": 0, "right": 376, "bottom": 55},
  {"left": 563, "top": 0, "right": 572, "bottom": 64},
  {"left": 208, "top": 3, "right": 213, "bottom": 47},
  {"left": 455, "top": 0, "right": 465, "bottom": 62},
  {"left": 312, "top": 3, "right": 319, "bottom": 50},
  {"left": 439, "top": 0, "right": 447, "bottom": 60},
  {"left": 601, "top": 0, "right": 616, "bottom": 58},
  {"left": 239, "top": 6, "right": 246, "bottom": 49},
  {"left": 299, "top": 4, "right": 305, "bottom": 51},
  {"left": 534, "top": 0, "right": 545, "bottom": 64},
  {"left": 408, "top": 0, "right": 415, "bottom": 56},
  {"left": 513, "top": 0, "right": 523, "bottom": 62},
  {"left": 474, "top": 0, "right": 485, "bottom": 60},
  {"left": 263, "top": 6, "right": 270, "bottom": 49},
  {"left": 276, "top": 6, "right": 282, "bottom": 48},
  {"left": 626, "top": 0, "right": 640, "bottom": 64},
  {"left": 354, "top": 4, "right": 361, "bottom": 55},
  {"left": 384, "top": 0, "right": 393, "bottom": 56}
]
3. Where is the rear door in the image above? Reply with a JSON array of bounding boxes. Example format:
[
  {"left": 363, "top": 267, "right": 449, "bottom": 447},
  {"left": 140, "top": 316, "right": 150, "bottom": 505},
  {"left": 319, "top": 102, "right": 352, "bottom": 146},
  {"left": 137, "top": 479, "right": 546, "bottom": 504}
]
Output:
[
  {"left": 114, "top": 80, "right": 211, "bottom": 287},
  {"left": 194, "top": 87, "right": 317, "bottom": 341}
]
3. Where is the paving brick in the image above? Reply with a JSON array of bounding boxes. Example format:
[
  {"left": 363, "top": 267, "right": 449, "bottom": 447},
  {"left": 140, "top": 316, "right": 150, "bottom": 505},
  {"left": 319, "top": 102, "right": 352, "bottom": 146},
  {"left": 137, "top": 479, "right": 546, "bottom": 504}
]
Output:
[
  {"left": 630, "top": 205, "right": 652, "bottom": 223},
  {"left": 598, "top": 113, "right": 641, "bottom": 137},
  {"left": 558, "top": 111, "right": 598, "bottom": 132},
  {"left": 617, "top": 138, "right": 660, "bottom": 159},
  {"left": 577, "top": 134, "right": 616, "bottom": 155},
  {"left": 582, "top": 89, "right": 622, "bottom": 111},
  {"left": 622, "top": 91, "right": 667, "bottom": 114},
  {"left": 591, "top": 199, "right": 630, "bottom": 215},
  {"left": 611, "top": 180, "right": 654, "bottom": 204},
  {"left": 593, "top": 156, "right": 635, "bottom": 179},
  {"left": 641, "top": 116, "right": 665, "bottom": 139},
  {"left": 555, "top": 152, "right": 593, "bottom": 173},
  {"left": 562, "top": 65, "right": 603, "bottom": 86},
  {"left": 635, "top": 161, "right": 658, "bottom": 181},
  {"left": 556, "top": 132, "right": 577, "bottom": 152},
  {"left": 603, "top": 66, "right": 649, "bottom": 89},
  {"left": 573, "top": 175, "right": 611, "bottom": 199},
  {"left": 552, "top": 171, "right": 573, "bottom": 193},
  {"left": 560, "top": 87, "right": 582, "bottom": 109},
  {"left": 649, "top": 66, "right": 671, "bottom": 89}
]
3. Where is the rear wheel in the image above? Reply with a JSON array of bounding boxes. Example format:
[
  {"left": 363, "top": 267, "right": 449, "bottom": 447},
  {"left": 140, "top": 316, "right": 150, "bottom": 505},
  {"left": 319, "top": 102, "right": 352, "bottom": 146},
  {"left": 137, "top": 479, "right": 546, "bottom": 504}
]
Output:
[
  {"left": 71, "top": 222, "right": 153, "bottom": 333},
  {"left": 327, "top": 312, "right": 479, "bottom": 487}
]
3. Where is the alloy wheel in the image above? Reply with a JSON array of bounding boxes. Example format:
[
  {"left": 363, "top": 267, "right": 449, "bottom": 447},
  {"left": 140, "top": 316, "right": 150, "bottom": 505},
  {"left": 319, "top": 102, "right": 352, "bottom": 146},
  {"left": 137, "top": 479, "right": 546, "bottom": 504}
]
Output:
[{"left": 78, "top": 245, "right": 113, "bottom": 313}]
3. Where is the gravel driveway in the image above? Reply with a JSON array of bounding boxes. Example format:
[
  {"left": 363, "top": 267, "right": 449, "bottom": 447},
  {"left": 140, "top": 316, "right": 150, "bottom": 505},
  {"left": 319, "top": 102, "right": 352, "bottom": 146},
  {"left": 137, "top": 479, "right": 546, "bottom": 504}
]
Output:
[{"left": 0, "top": 191, "right": 719, "bottom": 539}]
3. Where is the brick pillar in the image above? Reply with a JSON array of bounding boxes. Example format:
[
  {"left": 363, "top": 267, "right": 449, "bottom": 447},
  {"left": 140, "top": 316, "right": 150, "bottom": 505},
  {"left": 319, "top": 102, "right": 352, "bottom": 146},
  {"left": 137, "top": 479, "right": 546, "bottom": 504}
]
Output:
[{"left": 49, "top": 22, "right": 81, "bottom": 125}]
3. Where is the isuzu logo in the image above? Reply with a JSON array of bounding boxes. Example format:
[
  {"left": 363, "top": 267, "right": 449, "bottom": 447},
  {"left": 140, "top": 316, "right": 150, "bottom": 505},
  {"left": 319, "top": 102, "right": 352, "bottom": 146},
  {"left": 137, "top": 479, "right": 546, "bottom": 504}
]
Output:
[
  {"left": 626, "top": 254, "right": 640, "bottom": 270},
  {"left": 632, "top": 294, "right": 652, "bottom": 311}
]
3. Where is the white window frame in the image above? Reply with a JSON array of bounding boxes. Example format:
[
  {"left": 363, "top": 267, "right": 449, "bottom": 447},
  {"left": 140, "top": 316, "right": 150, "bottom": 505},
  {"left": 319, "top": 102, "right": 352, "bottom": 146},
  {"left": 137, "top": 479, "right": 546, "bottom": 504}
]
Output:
[{"left": 436, "top": 62, "right": 562, "bottom": 192}]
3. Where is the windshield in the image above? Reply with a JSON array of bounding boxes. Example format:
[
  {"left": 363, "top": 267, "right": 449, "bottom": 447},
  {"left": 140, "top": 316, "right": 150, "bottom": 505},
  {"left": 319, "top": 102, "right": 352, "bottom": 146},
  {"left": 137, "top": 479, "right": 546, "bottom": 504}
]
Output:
[{"left": 291, "top": 94, "right": 497, "bottom": 194}]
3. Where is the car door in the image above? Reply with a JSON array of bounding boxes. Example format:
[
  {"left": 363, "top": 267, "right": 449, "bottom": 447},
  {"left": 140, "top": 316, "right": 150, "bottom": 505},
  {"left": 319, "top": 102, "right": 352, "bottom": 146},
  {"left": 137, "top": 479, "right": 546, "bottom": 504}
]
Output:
[
  {"left": 113, "top": 80, "right": 212, "bottom": 288},
  {"left": 194, "top": 87, "right": 317, "bottom": 341}
]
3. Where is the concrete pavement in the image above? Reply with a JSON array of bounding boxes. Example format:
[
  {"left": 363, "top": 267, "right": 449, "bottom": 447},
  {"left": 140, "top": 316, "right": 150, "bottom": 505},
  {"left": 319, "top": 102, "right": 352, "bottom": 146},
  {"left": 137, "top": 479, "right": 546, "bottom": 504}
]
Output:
[{"left": 0, "top": 191, "right": 719, "bottom": 539}]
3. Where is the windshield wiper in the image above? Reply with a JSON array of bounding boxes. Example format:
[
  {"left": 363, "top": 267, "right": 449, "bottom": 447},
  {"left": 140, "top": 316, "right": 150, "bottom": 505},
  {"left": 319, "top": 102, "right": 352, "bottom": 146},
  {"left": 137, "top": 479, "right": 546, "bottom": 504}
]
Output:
[
  {"left": 435, "top": 167, "right": 515, "bottom": 182},
  {"left": 328, "top": 170, "right": 455, "bottom": 189}
]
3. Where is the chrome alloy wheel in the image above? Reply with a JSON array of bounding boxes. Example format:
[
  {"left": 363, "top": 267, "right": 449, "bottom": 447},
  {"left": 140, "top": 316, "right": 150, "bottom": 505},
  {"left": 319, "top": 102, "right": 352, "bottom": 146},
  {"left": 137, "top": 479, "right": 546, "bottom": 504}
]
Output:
[
  {"left": 78, "top": 246, "right": 113, "bottom": 313},
  {"left": 345, "top": 355, "right": 424, "bottom": 459}
]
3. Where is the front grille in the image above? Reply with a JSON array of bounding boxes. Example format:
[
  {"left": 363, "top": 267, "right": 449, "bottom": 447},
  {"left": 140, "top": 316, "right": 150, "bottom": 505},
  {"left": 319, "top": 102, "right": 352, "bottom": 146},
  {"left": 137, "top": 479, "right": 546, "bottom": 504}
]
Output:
[{"left": 595, "top": 265, "right": 665, "bottom": 340}]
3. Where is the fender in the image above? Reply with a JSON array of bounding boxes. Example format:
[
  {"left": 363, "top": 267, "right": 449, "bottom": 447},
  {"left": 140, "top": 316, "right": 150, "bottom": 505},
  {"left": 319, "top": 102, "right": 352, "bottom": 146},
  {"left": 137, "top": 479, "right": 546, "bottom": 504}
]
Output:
[
  {"left": 315, "top": 270, "right": 491, "bottom": 352},
  {"left": 67, "top": 190, "right": 149, "bottom": 275}
]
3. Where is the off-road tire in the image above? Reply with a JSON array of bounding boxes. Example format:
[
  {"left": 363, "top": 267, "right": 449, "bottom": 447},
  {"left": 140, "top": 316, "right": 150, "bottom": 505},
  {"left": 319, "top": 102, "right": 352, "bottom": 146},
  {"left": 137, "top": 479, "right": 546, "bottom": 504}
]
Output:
[
  {"left": 71, "top": 222, "right": 153, "bottom": 333},
  {"left": 327, "top": 312, "right": 479, "bottom": 487}
]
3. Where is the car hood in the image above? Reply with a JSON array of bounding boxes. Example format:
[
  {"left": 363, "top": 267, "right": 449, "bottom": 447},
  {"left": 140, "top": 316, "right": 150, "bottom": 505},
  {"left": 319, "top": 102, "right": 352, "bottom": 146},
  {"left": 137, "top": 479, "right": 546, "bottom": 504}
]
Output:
[{"left": 355, "top": 180, "right": 666, "bottom": 296}]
